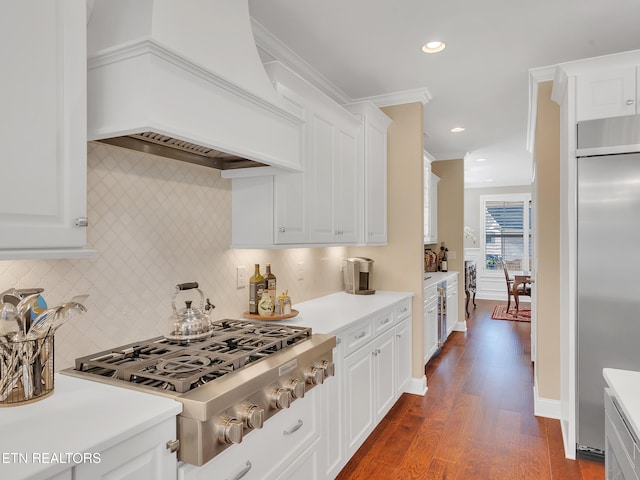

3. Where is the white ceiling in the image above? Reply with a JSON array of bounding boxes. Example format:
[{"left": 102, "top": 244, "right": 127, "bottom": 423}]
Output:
[{"left": 248, "top": 0, "right": 640, "bottom": 188}]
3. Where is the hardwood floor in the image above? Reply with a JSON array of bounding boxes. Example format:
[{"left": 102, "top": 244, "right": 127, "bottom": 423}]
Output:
[{"left": 336, "top": 299, "right": 605, "bottom": 480}]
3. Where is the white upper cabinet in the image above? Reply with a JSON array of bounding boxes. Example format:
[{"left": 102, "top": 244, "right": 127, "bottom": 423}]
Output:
[
  {"left": 344, "top": 102, "right": 392, "bottom": 245},
  {"left": 576, "top": 66, "right": 638, "bottom": 122},
  {"left": 0, "top": 1, "right": 90, "bottom": 259},
  {"left": 424, "top": 152, "right": 439, "bottom": 244},
  {"left": 307, "top": 106, "right": 360, "bottom": 244}
]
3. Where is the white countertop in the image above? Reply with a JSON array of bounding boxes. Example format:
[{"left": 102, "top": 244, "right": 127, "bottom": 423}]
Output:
[
  {"left": 0, "top": 374, "right": 182, "bottom": 480},
  {"left": 278, "top": 290, "right": 414, "bottom": 334},
  {"left": 603, "top": 368, "right": 640, "bottom": 437},
  {"left": 423, "top": 271, "right": 459, "bottom": 288}
]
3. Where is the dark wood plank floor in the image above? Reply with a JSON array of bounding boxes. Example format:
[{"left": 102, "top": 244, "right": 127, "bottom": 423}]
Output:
[{"left": 336, "top": 299, "right": 604, "bottom": 480}]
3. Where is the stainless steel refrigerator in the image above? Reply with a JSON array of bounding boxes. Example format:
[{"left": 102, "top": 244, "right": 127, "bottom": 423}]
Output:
[{"left": 577, "top": 115, "right": 640, "bottom": 457}]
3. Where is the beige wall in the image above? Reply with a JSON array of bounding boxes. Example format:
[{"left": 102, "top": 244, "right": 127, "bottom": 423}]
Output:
[
  {"left": 349, "top": 102, "right": 426, "bottom": 379},
  {"left": 431, "top": 160, "right": 465, "bottom": 325},
  {"left": 534, "top": 81, "right": 561, "bottom": 400}
]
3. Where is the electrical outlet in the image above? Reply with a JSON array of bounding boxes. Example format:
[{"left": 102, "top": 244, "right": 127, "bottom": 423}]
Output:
[
  {"left": 297, "top": 262, "right": 304, "bottom": 280},
  {"left": 236, "top": 266, "right": 247, "bottom": 289},
  {"left": 448, "top": 251, "right": 456, "bottom": 260}
]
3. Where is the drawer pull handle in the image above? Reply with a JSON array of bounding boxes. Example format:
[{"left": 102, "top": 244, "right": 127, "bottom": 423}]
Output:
[
  {"left": 381, "top": 318, "right": 391, "bottom": 325},
  {"left": 228, "top": 461, "right": 252, "bottom": 480},
  {"left": 284, "top": 419, "right": 304, "bottom": 435},
  {"left": 355, "top": 332, "right": 366, "bottom": 339},
  {"left": 401, "top": 307, "right": 408, "bottom": 313},
  {"left": 336, "top": 338, "right": 342, "bottom": 345}
]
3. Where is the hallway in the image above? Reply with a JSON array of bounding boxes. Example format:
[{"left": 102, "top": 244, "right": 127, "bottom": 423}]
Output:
[{"left": 336, "top": 299, "right": 604, "bottom": 479}]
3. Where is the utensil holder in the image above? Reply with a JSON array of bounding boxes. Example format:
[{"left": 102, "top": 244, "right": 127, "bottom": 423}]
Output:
[{"left": 0, "top": 334, "right": 54, "bottom": 406}]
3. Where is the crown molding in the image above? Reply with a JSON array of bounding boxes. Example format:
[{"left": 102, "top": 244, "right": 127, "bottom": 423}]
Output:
[
  {"left": 354, "top": 88, "right": 432, "bottom": 108},
  {"left": 527, "top": 66, "right": 556, "bottom": 153},
  {"left": 251, "top": 17, "right": 352, "bottom": 105}
]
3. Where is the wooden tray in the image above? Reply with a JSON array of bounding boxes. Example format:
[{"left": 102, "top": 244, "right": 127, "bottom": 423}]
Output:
[{"left": 242, "top": 310, "right": 299, "bottom": 321}]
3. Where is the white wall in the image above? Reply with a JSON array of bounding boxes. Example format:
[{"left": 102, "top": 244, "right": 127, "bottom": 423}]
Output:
[{"left": 0, "top": 143, "right": 346, "bottom": 370}]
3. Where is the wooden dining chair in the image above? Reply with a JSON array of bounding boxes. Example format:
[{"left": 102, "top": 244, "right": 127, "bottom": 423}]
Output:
[{"left": 501, "top": 259, "right": 531, "bottom": 311}]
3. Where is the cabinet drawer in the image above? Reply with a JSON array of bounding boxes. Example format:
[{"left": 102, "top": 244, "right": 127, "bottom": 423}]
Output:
[
  {"left": 605, "top": 389, "right": 637, "bottom": 465},
  {"left": 343, "top": 320, "right": 374, "bottom": 356},
  {"left": 373, "top": 310, "right": 395, "bottom": 335},
  {"left": 424, "top": 285, "right": 438, "bottom": 304},
  {"left": 394, "top": 299, "right": 412, "bottom": 321}
]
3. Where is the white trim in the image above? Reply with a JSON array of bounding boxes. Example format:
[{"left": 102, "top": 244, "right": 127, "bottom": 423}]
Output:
[
  {"left": 251, "top": 17, "right": 352, "bottom": 105},
  {"left": 354, "top": 88, "right": 432, "bottom": 107},
  {"left": 533, "top": 384, "right": 561, "bottom": 420},
  {"left": 0, "top": 248, "right": 97, "bottom": 261},
  {"left": 479, "top": 193, "right": 532, "bottom": 276},
  {"left": 453, "top": 321, "right": 467, "bottom": 332},
  {"left": 527, "top": 66, "right": 555, "bottom": 153},
  {"left": 404, "top": 376, "right": 428, "bottom": 396}
]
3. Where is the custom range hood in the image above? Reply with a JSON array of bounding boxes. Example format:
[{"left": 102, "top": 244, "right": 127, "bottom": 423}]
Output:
[{"left": 87, "top": 0, "right": 303, "bottom": 171}]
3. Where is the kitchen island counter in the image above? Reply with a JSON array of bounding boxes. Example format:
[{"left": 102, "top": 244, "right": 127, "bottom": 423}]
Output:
[
  {"left": 603, "top": 368, "right": 640, "bottom": 439},
  {"left": 0, "top": 374, "right": 182, "bottom": 480}
]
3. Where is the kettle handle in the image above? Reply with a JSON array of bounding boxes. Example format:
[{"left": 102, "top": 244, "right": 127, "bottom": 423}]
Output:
[
  {"left": 175, "top": 282, "right": 199, "bottom": 291},
  {"left": 171, "top": 283, "right": 204, "bottom": 315}
]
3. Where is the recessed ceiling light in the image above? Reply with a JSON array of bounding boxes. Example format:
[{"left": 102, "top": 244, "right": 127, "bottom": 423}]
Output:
[
  {"left": 476, "top": 158, "right": 487, "bottom": 162},
  {"left": 421, "top": 41, "right": 446, "bottom": 53},
  {"left": 487, "top": 179, "right": 494, "bottom": 182},
  {"left": 450, "top": 127, "right": 465, "bottom": 133}
]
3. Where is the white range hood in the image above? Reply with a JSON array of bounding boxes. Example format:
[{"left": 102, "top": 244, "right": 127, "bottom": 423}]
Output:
[{"left": 87, "top": 0, "right": 303, "bottom": 171}]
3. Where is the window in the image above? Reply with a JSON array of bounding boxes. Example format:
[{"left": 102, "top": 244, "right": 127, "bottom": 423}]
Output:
[{"left": 481, "top": 194, "right": 531, "bottom": 272}]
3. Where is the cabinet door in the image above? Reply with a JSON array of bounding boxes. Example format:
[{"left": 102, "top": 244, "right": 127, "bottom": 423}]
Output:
[
  {"left": 308, "top": 112, "right": 336, "bottom": 243},
  {"left": 395, "top": 318, "right": 412, "bottom": 395},
  {"left": 364, "top": 121, "right": 388, "bottom": 244},
  {"left": 344, "top": 344, "right": 375, "bottom": 458},
  {"left": 424, "top": 159, "right": 432, "bottom": 243},
  {"left": 428, "top": 173, "right": 440, "bottom": 244},
  {"left": 373, "top": 328, "right": 396, "bottom": 421},
  {"left": 275, "top": 441, "right": 320, "bottom": 480},
  {"left": 274, "top": 171, "right": 307, "bottom": 244},
  {"left": 74, "top": 418, "right": 176, "bottom": 480},
  {"left": 334, "top": 128, "right": 360, "bottom": 243},
  {"left": 0, "top": 1, "right": 87, "bottom": 253},
  {"left": 424, "top": 298, "right": 438, "bottom": 363},
  {"left": 323, "top": 338, "right": 346, "bottom": 479},
  {"left": 576, "top": 66, "right": 637, "bottom": 122},
  {"left": 447, "top": 284, "right": 458, "bottom": 337}
]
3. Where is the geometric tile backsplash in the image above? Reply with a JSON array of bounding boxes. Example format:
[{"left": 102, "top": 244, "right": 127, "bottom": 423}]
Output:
[{"left": 0, "top": 142, "right": 347, "bottom": 370}]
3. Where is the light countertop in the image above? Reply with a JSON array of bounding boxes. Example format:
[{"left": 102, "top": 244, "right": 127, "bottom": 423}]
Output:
[
  {"left": 277, "top": 290, "right": 414, "bottom": 334},
  {"left": 603, "top": 368, "right": 640, "bottom": 437},
  {"left": 0, "top": 374, "right": 182, "bottom": 480}
]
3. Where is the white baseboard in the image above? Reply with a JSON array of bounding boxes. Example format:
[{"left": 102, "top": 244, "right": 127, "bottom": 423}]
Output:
[
  {"left": 453, "top": 320, "right": 467, "bottom": 332},
  {"left": 405, "top": 376, "right": 427, "bottom": 396},
  {"left": 533, "top": 384, "right": 561, "bottom": 419}
]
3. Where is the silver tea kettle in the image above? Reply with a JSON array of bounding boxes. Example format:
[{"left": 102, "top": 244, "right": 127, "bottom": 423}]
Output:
[{"left": 165, "top": 282, "right": 215, "bottom": 342}]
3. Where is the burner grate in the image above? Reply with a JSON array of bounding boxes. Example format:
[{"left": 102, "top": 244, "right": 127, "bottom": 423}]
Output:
[{"left": 72, "top": 319, "right": 312, "bottom": 393}]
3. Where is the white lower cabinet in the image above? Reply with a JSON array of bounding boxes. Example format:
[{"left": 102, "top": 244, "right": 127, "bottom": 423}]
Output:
[
  {"left": 178, "top": 389, "right": 318, "bottom": 480},
  {"left": 446, "top": 277, "right": 459, "bottom": 337},
  {"left": 322, "top": 338, "right": 345, "bottom": 480},
  {"left": 423, "top": 284, "right": 439, "bottom": 363},
  {"left": 74, "top": 417, "right": 177, "bottom": 480},
  {"left": 276, "top": 440, "right": 321, "bottom": 480},
  {"left": 395, "top": 316, "right": 412, "bottom": 395}
]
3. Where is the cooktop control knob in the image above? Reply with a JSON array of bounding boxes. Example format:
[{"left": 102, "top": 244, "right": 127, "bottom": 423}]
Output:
[
  {"left": 240, "top": 404, "right": 264, "bottom": 429},
  {"left": 218, "top": 416, "right": 243, "bottom": 445},
  {"left": 305, "top": 365, "right": 324, "bottom": 385},
  {"left": 271, "top": 388, "right": 291, "bottom": 409},
  {"left": 286, "top": 378, "right": 305, "bottom": 399},
  {"left": 321, "top": 360, "right": 335, "bottom": 378}
]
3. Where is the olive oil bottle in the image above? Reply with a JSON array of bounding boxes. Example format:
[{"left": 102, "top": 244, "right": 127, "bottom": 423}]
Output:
[{"left": 249, "top": 264, "right": 265, "bottom": 314}]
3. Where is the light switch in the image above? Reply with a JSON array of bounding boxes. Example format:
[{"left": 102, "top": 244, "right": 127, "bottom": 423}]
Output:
[{"left": 236, "top": 266, "right": 247, "bottom": 289}]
